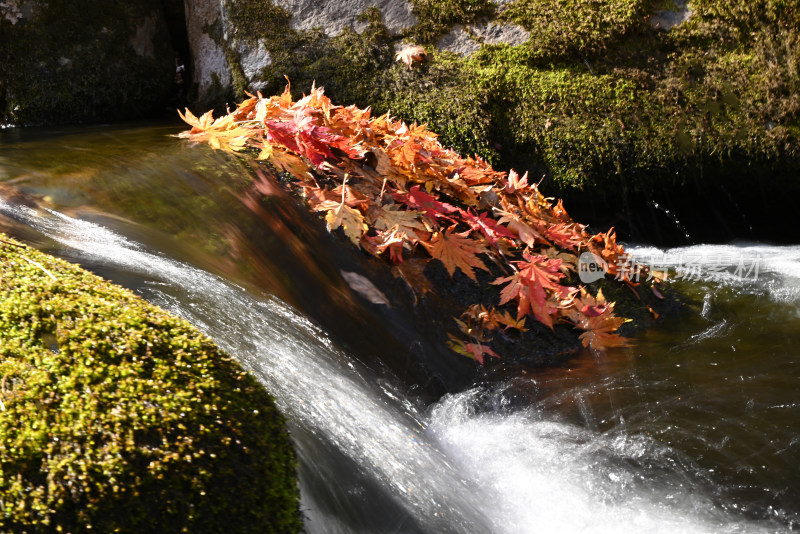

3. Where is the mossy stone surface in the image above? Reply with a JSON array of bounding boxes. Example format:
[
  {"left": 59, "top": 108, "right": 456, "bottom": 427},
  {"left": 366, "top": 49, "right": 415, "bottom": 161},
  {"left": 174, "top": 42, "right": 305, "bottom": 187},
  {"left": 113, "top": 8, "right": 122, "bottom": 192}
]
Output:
[
  {"left": 0, "top": 234, "right": 301, "bottom": 533},
  {"left": 213, "top": 0, "right": 799, "bottom": 222},
  {"left": 0, "top": 0, "right": 174, "bottom": 125}
]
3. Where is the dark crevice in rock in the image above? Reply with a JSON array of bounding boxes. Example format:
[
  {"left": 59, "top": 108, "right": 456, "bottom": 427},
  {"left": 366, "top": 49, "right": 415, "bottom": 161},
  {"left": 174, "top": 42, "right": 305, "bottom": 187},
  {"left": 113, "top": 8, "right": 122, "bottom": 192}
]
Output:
[{"left": 159, "top": 0, "right": 193, "bottom": 109}]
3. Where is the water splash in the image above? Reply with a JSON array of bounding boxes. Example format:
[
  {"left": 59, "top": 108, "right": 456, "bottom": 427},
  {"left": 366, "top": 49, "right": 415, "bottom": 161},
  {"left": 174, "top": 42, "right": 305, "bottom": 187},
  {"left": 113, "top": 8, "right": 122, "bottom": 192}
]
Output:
[
  {"left": 648, "top": 201, "right": 692, "bottom": 242},
  {"left": 0, "top": 198, "right": 489, "bottom": 533}
]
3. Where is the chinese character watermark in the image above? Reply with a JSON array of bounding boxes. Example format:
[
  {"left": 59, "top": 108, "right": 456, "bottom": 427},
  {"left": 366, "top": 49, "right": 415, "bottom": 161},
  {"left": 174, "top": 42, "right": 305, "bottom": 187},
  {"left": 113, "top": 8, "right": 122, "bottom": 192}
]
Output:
[{"left": 578, "top": 251, "right": 763, "bottom": 284}]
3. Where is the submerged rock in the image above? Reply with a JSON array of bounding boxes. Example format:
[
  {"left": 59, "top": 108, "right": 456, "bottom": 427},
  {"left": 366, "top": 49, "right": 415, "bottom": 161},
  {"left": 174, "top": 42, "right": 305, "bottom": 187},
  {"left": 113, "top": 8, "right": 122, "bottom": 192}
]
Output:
[{"left": 0, "top": 233, "right": 301, "bottom": 533}]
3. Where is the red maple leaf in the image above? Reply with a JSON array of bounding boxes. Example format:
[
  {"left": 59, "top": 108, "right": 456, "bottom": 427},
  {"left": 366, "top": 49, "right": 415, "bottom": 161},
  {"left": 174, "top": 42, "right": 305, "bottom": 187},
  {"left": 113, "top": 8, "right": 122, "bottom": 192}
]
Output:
[
  {"left": 264, "top": 108, "right": 360, "bottom": 167},
  {"left": 394, "top": 185, "right": 459, "bottom": 222},
  {"left": 544, "top": 222, "right": 584, "bottom": 251},
  {"left": 492, "top": 253, "right": 569, "bottom": 328},
  {"left": 460, "top": 209, "right": 517, "bottom": 250},
  {"left": 447, "top": 334, "right": 500, "bottom": 365}
]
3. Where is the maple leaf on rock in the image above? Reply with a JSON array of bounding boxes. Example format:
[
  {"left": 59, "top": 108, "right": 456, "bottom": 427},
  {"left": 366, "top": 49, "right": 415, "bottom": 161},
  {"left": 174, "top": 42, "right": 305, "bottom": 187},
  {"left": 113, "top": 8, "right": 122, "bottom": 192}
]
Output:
[
  {"left": 178, "top": 82, "right": 646, "bottom": 362},
  {"left": 263, "top": 108, "right": 361, "bottom": 167},
  {"left": 371, "top": 204, "right": 427, "bottom": 242},
  {"left": 503, "top": 169, "right": 530, "bottom": 194},
  {"left": 544, "top": 222, "right": 585, "bottom": 251},
  {"left": 494, "top": 309, "right": 528, "bottom": 331},
  {"left": 178, "top": 108, "right": 215, "bottom": 133},
  {"left": 362, "top": 227, "right": 408, "bottom": 263},
  {"left": 447, "top": 334, "right": 500, "bottom": 365},
  {"left": 422, "top": 227, "right": 489, "bottom": 282},
  {"left": 313, "top": 200, "right": 367, "bottom": 246},
  {"left": 578, "top": 315, "right": 631, "bottom": 350},
  {"left": 395, "top": 45, "right": 427, "bottom": 69},
  {"left": 177, "top": 108, "right": 255, "bottom": 152},
  {"left": 492, "top": 253, "right": 570, "bottom": 328},
  {"left": 391, "top": 258, "right": 434, "bottom": 299},
  {"left": 461, "top": 209, "right": 517, "bottom": 250},
  {"left": 395, "top": 185, "right": 459, "bottom": 222},
  {"left": 561, "top": 288, "right": 630, "bottom": 350}
]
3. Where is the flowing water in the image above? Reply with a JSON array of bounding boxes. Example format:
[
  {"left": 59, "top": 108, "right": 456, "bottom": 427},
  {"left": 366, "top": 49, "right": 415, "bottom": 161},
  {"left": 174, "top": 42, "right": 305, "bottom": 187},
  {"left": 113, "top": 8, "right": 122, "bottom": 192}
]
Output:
[{"left": 1, "top": 124, "right": 799, "bottom": 532}]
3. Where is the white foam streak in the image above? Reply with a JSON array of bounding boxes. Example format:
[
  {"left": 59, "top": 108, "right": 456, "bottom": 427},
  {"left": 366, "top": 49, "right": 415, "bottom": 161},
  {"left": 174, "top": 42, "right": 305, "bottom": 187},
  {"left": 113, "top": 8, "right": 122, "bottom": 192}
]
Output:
[
  {"left": 0, "top": 199, "right": 488, "bottom": 533},
  {"left": 629, "top": 243, "right": 800, "bottom": 305}
]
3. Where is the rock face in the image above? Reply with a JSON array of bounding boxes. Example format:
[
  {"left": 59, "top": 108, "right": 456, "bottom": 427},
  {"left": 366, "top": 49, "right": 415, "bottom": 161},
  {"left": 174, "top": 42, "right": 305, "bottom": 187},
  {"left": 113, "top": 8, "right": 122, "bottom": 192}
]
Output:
[
  {"left": 179, "top": 0, "right": 800, "bottom": 246},
  {"left": 650, "top": 0, "right": 693, "bottom": 30},
  {"left": 184, "top": 0, "right": 234, "bottom": 109},
  {"left": 182, "top": 0, "right": 525, "bottom": 106},
  {"left": 0, "top": 0, "right": 175, "bottom": 125},
  {"left": 273, "top": 0, "right": 416, "bottom": 36},
  {"left": 437, "top": 21, "right": 530, "bottom": 57}
]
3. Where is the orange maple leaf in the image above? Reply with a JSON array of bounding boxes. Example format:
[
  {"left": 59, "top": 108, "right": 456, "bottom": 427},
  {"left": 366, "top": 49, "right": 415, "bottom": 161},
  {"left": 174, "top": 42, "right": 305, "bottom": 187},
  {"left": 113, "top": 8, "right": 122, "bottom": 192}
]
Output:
[
  {"left": 561, "top": 288, "right": 631, "bottom": 350},
  {"left": 422, "top": 227, "right": 489, "bottom": 281},
  {"left": 544, "top": 222, "right": 584, "bottom": 251},
  {"left": 578, "top": 314, "right": 631, "bottom": 351}
]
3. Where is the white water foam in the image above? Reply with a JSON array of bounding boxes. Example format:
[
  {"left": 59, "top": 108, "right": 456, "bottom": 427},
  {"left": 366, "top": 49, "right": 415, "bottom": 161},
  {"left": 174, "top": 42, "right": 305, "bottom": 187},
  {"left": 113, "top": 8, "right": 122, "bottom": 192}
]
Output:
[
  {"left": 0, "top": 199, "right": 489, "bottom": 533},
  {"left": 427, "top": 388, "right": 774, "bottom": 534},
  {"left": 629, "top": 243, "right": 800, "bottom": 307}
]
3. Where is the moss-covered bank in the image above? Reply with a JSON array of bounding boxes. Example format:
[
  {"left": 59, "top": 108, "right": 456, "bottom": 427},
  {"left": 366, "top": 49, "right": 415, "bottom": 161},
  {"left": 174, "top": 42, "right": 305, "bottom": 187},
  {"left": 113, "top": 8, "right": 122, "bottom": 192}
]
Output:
[
  {"left": 213, "top": 0, "right": 799, "bottom": 241},
  {"left": 0, "top": 234, "right": 301, "bottom": 533}
]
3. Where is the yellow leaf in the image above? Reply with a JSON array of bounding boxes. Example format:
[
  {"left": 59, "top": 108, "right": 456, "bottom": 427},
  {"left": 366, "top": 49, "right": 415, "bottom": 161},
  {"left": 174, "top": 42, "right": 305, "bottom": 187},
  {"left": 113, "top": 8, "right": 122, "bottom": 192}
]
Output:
[{"left": 325, "top": 204, "right": 367, "bottom": 246}]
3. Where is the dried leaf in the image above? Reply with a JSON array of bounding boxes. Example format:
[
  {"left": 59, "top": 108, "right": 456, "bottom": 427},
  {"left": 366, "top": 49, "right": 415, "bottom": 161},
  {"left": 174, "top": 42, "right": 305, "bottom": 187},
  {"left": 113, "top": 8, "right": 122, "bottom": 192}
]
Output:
[
  {"left": 315, "top": 201, "right": 367, "bottom": 246},
  {"left": 395, "top": 45, "right": 427, "bottom": 69}
]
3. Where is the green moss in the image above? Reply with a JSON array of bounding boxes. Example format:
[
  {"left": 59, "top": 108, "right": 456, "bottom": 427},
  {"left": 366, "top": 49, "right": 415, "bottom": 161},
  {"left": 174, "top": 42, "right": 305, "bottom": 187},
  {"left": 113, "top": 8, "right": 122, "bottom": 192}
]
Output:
[
  {"left": 0, "top": 234, "right": 301, "bottom": 533},
  {"left": 215, "top": 0, "right": 799, "bottom": 199},
  {"left": 225, "top": 0, "right": 292, "bottom": 46},
  {"left": 0, "top": 0, "right": 174, "bottom": 125},
  {"left": 407, "top": 0, "right": 495, "bottom": 45},
  {"left": 502, "top": 0, "right": 650, "bottom": 59},
  {"left": 225, "top": 48, "right": 250, "bottom": 101}
]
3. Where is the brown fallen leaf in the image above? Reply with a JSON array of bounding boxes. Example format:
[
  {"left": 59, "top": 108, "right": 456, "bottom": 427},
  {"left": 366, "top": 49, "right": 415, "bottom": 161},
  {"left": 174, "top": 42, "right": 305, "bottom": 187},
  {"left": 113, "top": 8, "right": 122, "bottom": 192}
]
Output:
[{"left": 422, "top": 227, "right": 489, "bottom": 282}]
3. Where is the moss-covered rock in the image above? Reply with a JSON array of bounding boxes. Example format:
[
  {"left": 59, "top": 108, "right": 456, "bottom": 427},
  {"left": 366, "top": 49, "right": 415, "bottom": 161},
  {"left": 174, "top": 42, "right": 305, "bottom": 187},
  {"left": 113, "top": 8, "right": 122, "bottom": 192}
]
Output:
[
  {"left": 0, "top": 234, "right": 301, "bottom": 533},
  {"left": 0, "top": 0, "right": 175, "bottom": 125},
  {"left": 185, "top": 0, "right": 799, "bottom": 242}
]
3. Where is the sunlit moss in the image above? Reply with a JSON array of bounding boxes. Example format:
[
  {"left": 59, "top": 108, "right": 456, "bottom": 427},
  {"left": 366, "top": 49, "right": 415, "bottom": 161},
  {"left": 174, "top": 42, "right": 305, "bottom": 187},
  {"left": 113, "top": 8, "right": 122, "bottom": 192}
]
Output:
[
  {"left": 406, "top": 0, "right": 496, "bottom": 44},
  {"left": 502, "top": 0, "right": 649, "bottom": 59},
  {"left": 0, "top": 234, "right": 301, "bottom": 533},
  {"left": 217, "top": 0, "right": 799, "bottom": 198}
]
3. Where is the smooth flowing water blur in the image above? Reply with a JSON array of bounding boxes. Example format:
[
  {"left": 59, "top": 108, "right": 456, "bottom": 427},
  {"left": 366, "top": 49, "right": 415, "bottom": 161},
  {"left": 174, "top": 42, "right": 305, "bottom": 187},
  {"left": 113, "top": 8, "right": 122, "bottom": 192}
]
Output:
[{"left": 2, "top": 124, "right": 799, "bottom": 532}]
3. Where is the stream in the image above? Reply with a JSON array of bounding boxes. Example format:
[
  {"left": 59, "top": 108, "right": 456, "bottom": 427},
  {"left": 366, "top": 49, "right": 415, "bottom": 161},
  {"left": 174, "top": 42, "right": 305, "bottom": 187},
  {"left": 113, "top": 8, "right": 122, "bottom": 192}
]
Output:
[{"left": 1, "top": 123, "right": 798, "bottom": 532}]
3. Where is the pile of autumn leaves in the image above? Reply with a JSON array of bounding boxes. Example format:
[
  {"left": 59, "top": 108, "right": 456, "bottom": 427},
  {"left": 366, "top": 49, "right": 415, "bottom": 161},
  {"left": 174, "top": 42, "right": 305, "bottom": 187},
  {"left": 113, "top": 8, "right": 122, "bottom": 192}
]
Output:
[{"left": 179, "top": 85, "right": 639, "bottom": 363}]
